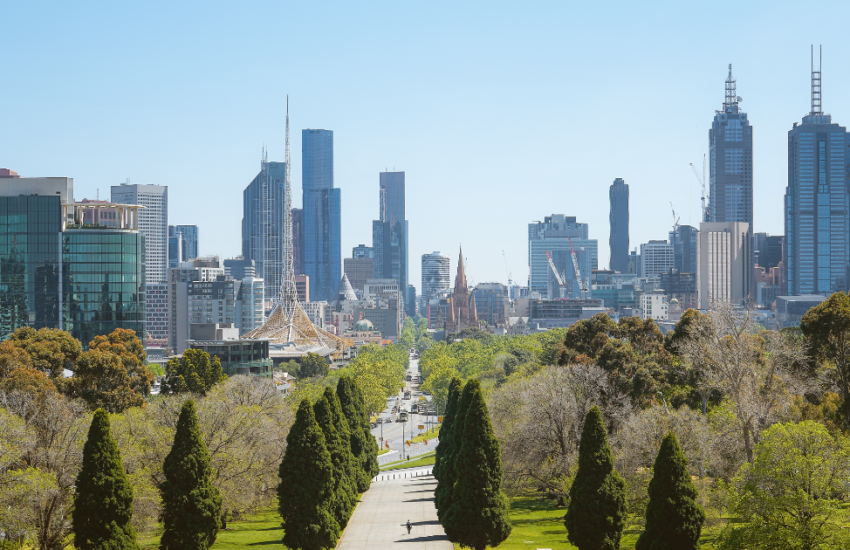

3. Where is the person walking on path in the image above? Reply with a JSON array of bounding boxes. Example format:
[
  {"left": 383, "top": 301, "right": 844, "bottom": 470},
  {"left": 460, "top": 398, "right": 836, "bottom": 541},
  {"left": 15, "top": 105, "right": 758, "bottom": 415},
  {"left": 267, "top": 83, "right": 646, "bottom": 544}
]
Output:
[{"left": 406, "top": 520, "right": 412, "bottom": 535}]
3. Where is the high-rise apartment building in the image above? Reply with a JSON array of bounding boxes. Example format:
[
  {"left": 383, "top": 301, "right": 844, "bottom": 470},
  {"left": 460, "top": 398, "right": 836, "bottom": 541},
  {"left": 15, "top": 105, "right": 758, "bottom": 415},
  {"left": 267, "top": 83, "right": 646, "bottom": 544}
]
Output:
[
  {"left": 302, "top": 129, "right": 341, "bottom": 302},
  {"left": 372, "top": 171, "right": 410, "bottom": 316},
  {"left": 242, "top": 157, "right": 286, "bottom": 304},
  {"left": 710, "top": 65, "right": 754, "bottom": 226},
  {"left": 0, "top": 174, "right": 146, "bottom": 345},
  {"left": 608, "top": 178, "right": 629, "bottom": 273},
  {"left": 170, "top": 225, "right": 198, "bottom": 261},
  {"left": 640, "top": 241, "right": 675, "bottom": 278},
  {"left": 528, "top": 215, "right": 597, "bottom": 296},
  {"left": 421, "top": 251, "right": 451, "bottom": 301},
  {"left": 784, "top": 47, "right": 849, "bottom": 296},
  {"left": 697, "top": 222, "right": 753, "bottom": 309},
  {"left": 343, "top": 256, "right": 373, "bottom": 292}
]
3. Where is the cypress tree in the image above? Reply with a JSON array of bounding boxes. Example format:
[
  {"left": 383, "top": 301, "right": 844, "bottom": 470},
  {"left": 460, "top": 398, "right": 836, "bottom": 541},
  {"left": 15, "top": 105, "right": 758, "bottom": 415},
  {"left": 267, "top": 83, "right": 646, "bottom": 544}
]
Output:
[
  {"left": 336, "top": 376, "right": 379, "bottom": 491},
  {"left": 433, "top": 376, "right": 462, "bottom": 482},
  {"left": 73, "top": 409, "right": 139, "bottom": 550},
  {"left": 436, "top": 378, "right": 477, "bottom": 522},
  {"left": 314, "top": 389, "right": 357, "bottom": 528},
  {"left": 442, "top": 384, "right": 512, "bottom": 550},
  {"left": 564, "top": 406, "right": 627, "bottom": 550},
  {"left": 278, "top": 398, "right": 340, "bottom": 550},
  {"left": 160, "top": 400, "right": 222, "bottom": 550},
  {"left": 636, "top": 433, "right": 706, "bottom": 550}
]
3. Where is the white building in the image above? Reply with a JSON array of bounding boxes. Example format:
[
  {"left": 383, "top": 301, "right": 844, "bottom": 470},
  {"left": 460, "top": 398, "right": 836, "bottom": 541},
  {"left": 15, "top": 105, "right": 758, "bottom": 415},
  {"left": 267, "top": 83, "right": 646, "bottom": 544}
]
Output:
[
  {"left": 697, "top": 222, "right": 753, "bottom": 309},
  {"left": 639, "top": 240, "right": 675, "bottom": 278},
  {"left": 639, "top": 292, "right": 668, "bottom": 321},
  {"left": 421, "top": 251, "right": 450, "bottom": 300}
]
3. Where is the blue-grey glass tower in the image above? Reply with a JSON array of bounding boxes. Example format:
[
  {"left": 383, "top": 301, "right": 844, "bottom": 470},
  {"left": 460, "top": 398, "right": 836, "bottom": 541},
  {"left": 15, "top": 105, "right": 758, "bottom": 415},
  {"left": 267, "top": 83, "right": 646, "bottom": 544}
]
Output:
[
  {"left": 784, "top": 47, "right": 849, "bottom": 296},
  {"left": 608, "top": 178, "right": 629, "bottom": 273},
  {"left": 372, "top": 171, "right": 410, "bottom": 315},
  {"left": 710, "top": 65, "right": 753, "bottom": 226},
  {"left": 302, "top": 129, "right": 341, "bottom": 302},
  {"left": 242, "top": 159, "right": 286, "bottom": 303},
  {"left": 171, "top": 225, "right": 198, "bottom": 261}
]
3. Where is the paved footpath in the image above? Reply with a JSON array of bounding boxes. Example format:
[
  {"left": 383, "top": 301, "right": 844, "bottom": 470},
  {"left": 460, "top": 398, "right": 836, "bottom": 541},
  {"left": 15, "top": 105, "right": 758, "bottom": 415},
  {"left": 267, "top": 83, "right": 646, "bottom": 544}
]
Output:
[{"left": 336, "top": 469, "right": 452, "bottom": 549}]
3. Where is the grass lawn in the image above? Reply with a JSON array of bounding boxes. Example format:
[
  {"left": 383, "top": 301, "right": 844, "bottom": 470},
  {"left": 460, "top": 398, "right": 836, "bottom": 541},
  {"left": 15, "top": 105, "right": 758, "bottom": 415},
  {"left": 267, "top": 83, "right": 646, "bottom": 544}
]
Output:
[
  {"left": 378, "top": 448, "right": 390, "bottom": 456},
  {"left": 138, "top": 507, "right": 283, "bottom": 549},
  {"left": 380, "top": 451, "right": 436, "bottom": 471},
  {"left": 409, "top": 424, "right": 440, "bottom": 444}
]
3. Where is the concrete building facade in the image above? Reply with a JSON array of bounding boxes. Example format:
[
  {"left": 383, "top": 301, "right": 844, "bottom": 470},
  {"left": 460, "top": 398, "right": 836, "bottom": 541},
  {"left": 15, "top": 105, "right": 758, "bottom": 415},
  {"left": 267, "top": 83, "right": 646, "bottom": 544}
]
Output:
[{"left": 697, "top": 222, "right": 754, "bottom": 308}]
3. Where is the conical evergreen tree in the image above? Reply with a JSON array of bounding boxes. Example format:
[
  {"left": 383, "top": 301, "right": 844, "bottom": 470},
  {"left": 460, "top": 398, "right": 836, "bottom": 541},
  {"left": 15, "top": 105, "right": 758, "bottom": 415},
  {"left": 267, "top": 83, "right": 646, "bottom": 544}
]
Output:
[
  {"left": 442, "top": 384, "right": 512, "bottom": 550},
  {"left": 336, "top": 376, "right": 379, "bottom": 491},
  {"left": 278, "top": 399, "right": 340, "bottom": 550},
  {"left": 636, "top": 433, "right": 706, "bottom": 550},
  {"left": 436, "top": 378, "right": 477, "bottom": 522},
  {"left": 73, "top": 409, "right": 139, "bottom": 550},
  {"left": 433, "top": 376, "right": 462, "bottom": 482},
  {"left": 160, "top": 400, "right": 222, "bottom": 550},
  {"left": 314, "top": 389, "right": 357, "bottom": 528},
  {"left": 564, "top": 406, "right": 627, "bottom": 550}
]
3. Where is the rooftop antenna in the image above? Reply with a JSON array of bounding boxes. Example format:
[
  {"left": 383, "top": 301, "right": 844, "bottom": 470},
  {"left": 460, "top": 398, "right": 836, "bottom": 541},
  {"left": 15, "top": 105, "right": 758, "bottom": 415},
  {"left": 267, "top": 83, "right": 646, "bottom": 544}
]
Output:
[
  {"left": 724, "top": 63, "right": 738, "bottom": 111},
  {"left": 811, "top": 44, "right": 822, "bottom": 115}
]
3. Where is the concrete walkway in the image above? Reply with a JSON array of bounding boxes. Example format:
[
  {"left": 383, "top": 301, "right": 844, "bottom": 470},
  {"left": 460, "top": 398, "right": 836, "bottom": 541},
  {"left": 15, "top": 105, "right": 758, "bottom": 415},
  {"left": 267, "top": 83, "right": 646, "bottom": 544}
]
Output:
[{"left": 337, "top": 470, "right": 451, "bottom": 549}]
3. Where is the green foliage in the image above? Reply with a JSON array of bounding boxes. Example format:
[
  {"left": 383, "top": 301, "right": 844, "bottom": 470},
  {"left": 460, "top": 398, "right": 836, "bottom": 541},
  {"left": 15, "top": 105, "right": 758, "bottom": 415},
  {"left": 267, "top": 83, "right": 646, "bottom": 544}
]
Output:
[
  {"left": 436, "top": 379, "right": 477, "bottom": 523},
  {"left": 636, "top": 433, "right": 705, "bottom": 550},
  {"left": 301, "top": 352, "right": 330, "bottom": 379},
  {"left": 88, "top": 328, "right": 153, "bottom": 396},
  {"left": 161, "top": 349, "right": 226, "bottom": 395},
  {"left": 69, "top": 349, "right": 146, "bottom": 413},
  {"left": 442, "top": 381, "right": 512, "bottom": 550},
  {"left": 159, "top": 400, "right": 222, "bottom": 550},
  {"left": 146, "top": 362, "right": 164, "bottom": 377},
  {"left": 664, "top": 309, "right": 706, "bottom": 355},
  {"left": 433, "top": 376, "right": 461, "bottom": 483},
  {"left": 278, "top": 399, "right": 339, "bottom": 550},
  {"left": 398, "top": 316, "right": 416, "bottom": 350},
  {"left": 73, "top": 409, "right": 139, "bottom": 550},
  {"left": 5, "top": 326, "right": 82, "bottom": 379},
  {"left": 717, "top": 421, "right": 850, "bottom": 550},
  {"left": 342, "top": 344, "right": 407, "bottom": 413},
  {"left": 336, "top": 376, "right": 379, "bottom": 492},
  {"left": 565, "top": 406, "right": 627, "bottom": 550},
  {"left": 313, "top": 389, "right": 358, "bottom": 529},
  {"left": 560, "top": 313, "right": 617, "bottom": 361}
]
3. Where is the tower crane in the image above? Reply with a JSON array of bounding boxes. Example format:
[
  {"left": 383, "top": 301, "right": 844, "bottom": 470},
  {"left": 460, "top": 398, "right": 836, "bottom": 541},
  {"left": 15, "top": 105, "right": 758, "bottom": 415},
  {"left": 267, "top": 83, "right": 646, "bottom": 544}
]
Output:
[
  {"left": 568, "top": 238, "right": 589, "bottom": 300},
  {"left": 690, "top": 154, "right": 709, "bottom": 222},
  {"left": 544, "top": 251, "right": 567, "bottom": 299},
  {"left": 670, "top": 202, "right": 680, "bottom": 232},
  {"left": 501, "top": 250, "right": 512, "bottom": 287}
]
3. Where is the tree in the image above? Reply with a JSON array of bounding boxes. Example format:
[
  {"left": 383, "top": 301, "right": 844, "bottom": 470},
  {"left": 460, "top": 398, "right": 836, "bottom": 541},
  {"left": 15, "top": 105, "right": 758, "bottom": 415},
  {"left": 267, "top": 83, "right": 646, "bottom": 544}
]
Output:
[
  {"left": 636, "top": 433, "right": 705, "bottom": 550},
  {"left": 301, "top": 352, "right": 329, "bottom": 378},
  {"left": 336, "top": 376, "right": 378, "bottom": 492},
  {"left": 161, "top": 349, "right": 226, "bottom": 395},
  {"left": 5, "top": 326, "right": 82, "bottom": 379},
  {"left": 88, "top": 328, "right": 153, "bottom": 396},
  {"left": 433, "top": 376, "right": 461, "bottom": 482},
  {"left": 800, "top": 292, "right": 850, "bottom": 428},
  {"left": 717, "top": 421, "right": 850, "bottom": 550},
  {"left": 73, "top": 409, "right": 139, "bottom": 550},
  {"left": 564, "top": 406, "right": 627, "bottom": 550},
  {"left": 278, "top": 398, "right": 339, "bottom": 550},
  {"left": 159, "top": 400, "right": 222, "bottom": 550},
  {"left": 69, "top": 349, "right": 146, "bottom": 413},
  {"left": 313, "top": 389, "right": 357, "bottom": 529},
  {"left": 436, "top": 379, "right": 477, "bottom": 522},
  {"left": 0, "top": 340, "right": 30, "bottom": 378},
  {"left": 442, "top": 383, "right": 512, "bottom": 549},
  {"left": 0, "top": 367, "right": 57, "bottom": 406},
  {"left": 558, "top": 313, "right": 617, "bottom": 362}
]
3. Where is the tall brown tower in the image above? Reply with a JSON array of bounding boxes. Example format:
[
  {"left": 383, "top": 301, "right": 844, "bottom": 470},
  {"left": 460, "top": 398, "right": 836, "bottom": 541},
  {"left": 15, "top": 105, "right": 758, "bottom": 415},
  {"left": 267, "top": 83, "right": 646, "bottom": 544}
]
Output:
[{"left": 445, "top": 247, "right": 478, "bottom": 333}]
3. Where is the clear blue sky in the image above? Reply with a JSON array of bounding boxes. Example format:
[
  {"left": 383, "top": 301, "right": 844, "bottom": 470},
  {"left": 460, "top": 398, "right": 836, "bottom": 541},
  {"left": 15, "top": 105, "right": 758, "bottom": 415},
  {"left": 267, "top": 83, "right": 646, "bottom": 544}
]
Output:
[{"left": 3, "top": 1, "right": 850, "bottom": 290}]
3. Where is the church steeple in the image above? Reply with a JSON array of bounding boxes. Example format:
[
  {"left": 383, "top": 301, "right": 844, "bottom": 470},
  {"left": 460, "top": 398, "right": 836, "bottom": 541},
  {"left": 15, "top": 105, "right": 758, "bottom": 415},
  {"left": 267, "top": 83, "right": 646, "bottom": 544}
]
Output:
[{"left": 454, "top": 246, "right": 468, "bottom": 293}]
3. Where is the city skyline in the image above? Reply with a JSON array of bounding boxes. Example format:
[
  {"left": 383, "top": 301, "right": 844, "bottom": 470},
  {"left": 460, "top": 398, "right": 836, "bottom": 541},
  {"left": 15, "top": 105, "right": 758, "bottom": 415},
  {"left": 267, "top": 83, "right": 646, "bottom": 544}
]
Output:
[{"left": 4, "top": 2, "right": 850, "bottom": 289}]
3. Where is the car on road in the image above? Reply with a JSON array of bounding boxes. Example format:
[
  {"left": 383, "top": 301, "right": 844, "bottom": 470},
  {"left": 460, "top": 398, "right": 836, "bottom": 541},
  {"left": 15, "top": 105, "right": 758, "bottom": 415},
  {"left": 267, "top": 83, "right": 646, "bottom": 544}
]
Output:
[{"left": 370, "top": 422, "right": 377, "bottom": 429}]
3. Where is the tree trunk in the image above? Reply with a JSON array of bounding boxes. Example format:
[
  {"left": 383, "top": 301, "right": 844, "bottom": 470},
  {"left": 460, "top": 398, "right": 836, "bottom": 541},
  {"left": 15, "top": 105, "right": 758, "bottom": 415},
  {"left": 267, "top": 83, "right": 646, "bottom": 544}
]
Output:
[{"left": 742, "top": 423, "right": 754, "bottom": 463}]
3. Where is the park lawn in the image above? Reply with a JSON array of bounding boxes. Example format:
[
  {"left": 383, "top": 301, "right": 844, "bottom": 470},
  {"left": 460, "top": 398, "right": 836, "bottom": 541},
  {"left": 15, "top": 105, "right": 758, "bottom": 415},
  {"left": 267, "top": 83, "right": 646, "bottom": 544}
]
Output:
[
  {"left": 380, "top": 452, "right": 436, "bottom": 471},
  {"left": 378, "top": 448, "right": 390, "bottom": 455},
  {"left": 409, "top": 424, "right": 440, "bottom": 444},
  {"left": 138, "top": 507, "right": 284, "bottom": 549}
]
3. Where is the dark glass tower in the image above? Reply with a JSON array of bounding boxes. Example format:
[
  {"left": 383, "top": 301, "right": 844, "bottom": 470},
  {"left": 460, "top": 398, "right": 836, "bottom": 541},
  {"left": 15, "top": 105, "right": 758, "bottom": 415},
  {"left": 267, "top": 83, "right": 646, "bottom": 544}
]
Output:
[
  {"left": 785, "top": 47, "right": 849, "bottom": 296},
  {"left": 608, "top": 178, "right": 629, "bottom": 272},
  {"left": 372, "top": 171, "right": 410, "bottom": 315},
  {"left": 709, "top": 65, "right": 754, "bottom": 226},
  {"left": 302, "top": 129, "right": 341, "bottom": 302}
]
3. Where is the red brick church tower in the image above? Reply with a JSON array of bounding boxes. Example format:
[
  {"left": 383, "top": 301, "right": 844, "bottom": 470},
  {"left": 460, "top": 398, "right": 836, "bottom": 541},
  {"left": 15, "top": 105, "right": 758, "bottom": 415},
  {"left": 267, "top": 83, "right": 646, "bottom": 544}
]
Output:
[{"left": 445, "top": 246, "right": 479, "bottom": 333}]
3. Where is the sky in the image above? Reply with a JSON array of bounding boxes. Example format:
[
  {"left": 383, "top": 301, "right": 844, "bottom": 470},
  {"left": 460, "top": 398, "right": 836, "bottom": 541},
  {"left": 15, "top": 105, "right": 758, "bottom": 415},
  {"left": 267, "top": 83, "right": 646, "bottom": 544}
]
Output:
[{"left": 3, "top": 0, "right": 850, "bottom": 292}]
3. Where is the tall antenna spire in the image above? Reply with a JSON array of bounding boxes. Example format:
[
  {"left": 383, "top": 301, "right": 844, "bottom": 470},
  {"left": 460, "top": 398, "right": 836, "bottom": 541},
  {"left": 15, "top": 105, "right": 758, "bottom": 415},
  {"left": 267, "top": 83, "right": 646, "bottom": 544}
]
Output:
[
  {"left": 811, "top": 44, "right": 822, "bottom": 115},
  {"left": 279, "top": 94, "right": 300, "bottom": 321},
  {"left": 724, "top": 63, "right": 737, "bottom": 111}
]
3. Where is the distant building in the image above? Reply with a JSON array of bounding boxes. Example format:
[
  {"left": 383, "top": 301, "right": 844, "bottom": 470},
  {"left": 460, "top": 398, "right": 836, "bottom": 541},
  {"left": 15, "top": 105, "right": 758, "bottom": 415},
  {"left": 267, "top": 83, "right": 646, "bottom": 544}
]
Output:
[
  {"left": 187, "top": 323, "right": 272, "bottom": 377},
  {"left": 292, "top": 207, "right": 303, "bottom": 276},
  {"left": 669, "top": 225, "right": 699, "bottom": 274},
  {"left": 754, "top": 234, "right": 783, "bottom": 270},
  {"left": 528, "top": 215, "right": 597, "bottom": 296},
  {"left": 343, "top": 256, "right": 373, "bottom": 292},
  {"left": 296, "top": 275, "right": 310, "bottom": 303},
  {"left": 170, "top": 225, "right": 199, "bottom": 261},
  {"left": 640, "top": 241, "right": 675, "bottom": 278},
  {"left": 445, "top": 248, "right": 479, "bottom": 333},
  {"left": 242, "top": 158, "right": 285, "bottom": 304},
  {"left": 473, "top": 283, "right": 510, "bottom": 328},
  {"left": 609, "top": 178, "right": 629, "bottom": 273},
  {"left": 167, "top": 232, "right": 182, "bottom": 269},
  {"left": 528, "top": 298, "right": 604, "bottom": 329},
  {"left": 372, "top": 172, "right": 411, "bottom": 316},
  {"left": 639, "top": 292, "right": 668, "bottom": 321},
  {"left": 697, "top": 222, "right": 754, "bottom": 309},
  {"left": 659, "top": 269, "right": 698, "bottom": 311},
  {"left": 223, "top": 257, "right": 256, "bottom": 280},
  {"left": 421, "top": 251, "right": 451, "bottom": 301},
  {"left": 775, "top": 295, "right": 827, "bottom": 327}
]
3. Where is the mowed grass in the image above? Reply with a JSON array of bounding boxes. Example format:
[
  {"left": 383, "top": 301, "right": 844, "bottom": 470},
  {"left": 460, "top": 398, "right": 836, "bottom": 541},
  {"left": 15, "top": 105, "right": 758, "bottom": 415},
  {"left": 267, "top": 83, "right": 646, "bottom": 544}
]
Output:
[
  {"left": 138, "top": 508, "right": 283, "bottom": 549},
  {"left": 380, "top": 451, "right": 436, "bottom": 471}
]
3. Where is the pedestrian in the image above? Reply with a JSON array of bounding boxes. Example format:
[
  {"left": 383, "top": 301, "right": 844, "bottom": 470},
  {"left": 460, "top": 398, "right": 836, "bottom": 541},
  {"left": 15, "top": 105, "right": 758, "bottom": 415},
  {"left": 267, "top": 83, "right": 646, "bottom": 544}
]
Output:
[{"left": 406, "top": 520, "right": 411, "bottom": 534}]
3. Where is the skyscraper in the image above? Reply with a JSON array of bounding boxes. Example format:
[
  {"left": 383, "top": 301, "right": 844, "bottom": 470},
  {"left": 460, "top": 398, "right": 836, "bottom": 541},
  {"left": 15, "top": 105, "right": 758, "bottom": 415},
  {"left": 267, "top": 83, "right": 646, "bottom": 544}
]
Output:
[
  {"left": 709, "top": 65, "right": 753, "bottom": 226},
  {"left": 528, "top": 215, "right": 597, "bottom": 296},
  {"left": 170, "top": 225, "right": 199, "bottom": 261},
  {"left": 111, "top": 184, "right": 168, "bottom": 283},
  {"left": 292, "top": 207, "right": 303, "bottom": 275},
  {"left": 669, "top": 224, "right": 699, "bottom": 274},
  {"left": 421, "top": 251, "right": 450, "bottom": 301},
  {"left": 242, "top": 155, "right": 286, "bottom": 304},
  {"left": 608, "top": 178, "right": 629, "bottom": 273},
  {"left": 372, "top": 171, "right": 410, "bottom": 316},
  {"left": 785, "top": 46, "right": 849, "bottom": 296},
  {"left": 697, "top": 222, "right": 753, "bottom": 308},
  {"left": 302, "top": 129, "right": 341, "bottom": 302}
]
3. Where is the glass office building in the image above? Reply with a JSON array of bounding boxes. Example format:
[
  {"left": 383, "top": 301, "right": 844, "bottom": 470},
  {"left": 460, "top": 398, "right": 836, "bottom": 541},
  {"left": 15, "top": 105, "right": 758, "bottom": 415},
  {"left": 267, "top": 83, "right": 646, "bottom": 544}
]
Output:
[
  {"left": 242, "top": 160, "right": 286, "bottom": 304},
  {"left": 372, "top": 171, "right": 410, "bottom": 316},
  {"left": 302, "top": 129, "right": 341, "bottom": 302}
]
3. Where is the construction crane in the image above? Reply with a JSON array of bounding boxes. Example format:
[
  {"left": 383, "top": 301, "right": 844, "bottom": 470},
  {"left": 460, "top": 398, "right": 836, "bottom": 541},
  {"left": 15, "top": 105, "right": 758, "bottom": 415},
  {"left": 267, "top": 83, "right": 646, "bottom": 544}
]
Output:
[
  {"left": 501, "top": 250, "right": 512, "bottom": 288},
  {"left": 544, "top": 251, "right": 567, "bottom": 299},
  {"left": 670, "top": 202, "right": 680, "bottom": 232},
  {"left": 690, "top": 154, "right": 709, "bottom": 222},
  {"left": 568, "top": 238, "right": 589, "bottom": 300}
]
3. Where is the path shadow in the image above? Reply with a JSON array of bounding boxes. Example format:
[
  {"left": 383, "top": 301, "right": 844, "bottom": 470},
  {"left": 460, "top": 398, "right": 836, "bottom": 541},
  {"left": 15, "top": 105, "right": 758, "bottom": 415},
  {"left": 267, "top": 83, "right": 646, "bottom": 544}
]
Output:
[
  {"left": 395, "top": 534, "right": 450, "bottom": 543},
  {"left": 403, "top": 497, "right": 435, "bottom": 502},
  {"left": 411, "top": 520, "right": 441, "bottom": 526},
  {"left": 404, "top": 489, "right": 434, "bottom": 493}
]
